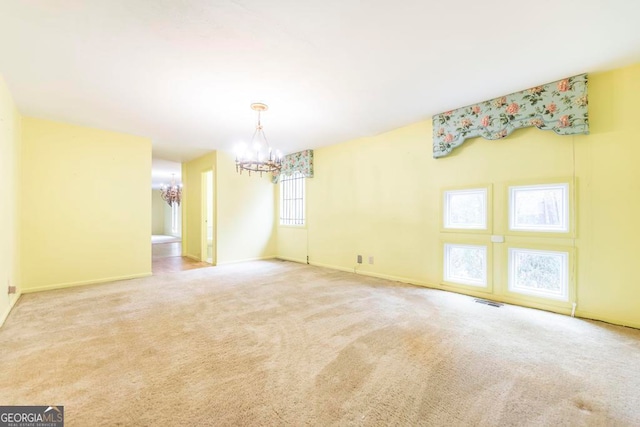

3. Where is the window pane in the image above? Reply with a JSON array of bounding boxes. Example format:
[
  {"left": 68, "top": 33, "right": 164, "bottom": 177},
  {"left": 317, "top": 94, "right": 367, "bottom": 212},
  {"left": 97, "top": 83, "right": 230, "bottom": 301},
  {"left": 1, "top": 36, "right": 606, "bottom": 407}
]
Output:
[
  {"left": 443, "top": 243, "right": 487, "bottom": 287},
  {"left": 280, "top": 172, "right": 305, "bottom": 226},
  {"left": 508, "top": 248, "right": 569, "bottom": 301},
  {"left": 444, "top": 188, "right": 487, "bottom": 229},
  {"left": 509, "top": 184, "right": 568, "bottom": 232},
  {"left": 171, "top": 203, "right": 179, "bottom": 234}
]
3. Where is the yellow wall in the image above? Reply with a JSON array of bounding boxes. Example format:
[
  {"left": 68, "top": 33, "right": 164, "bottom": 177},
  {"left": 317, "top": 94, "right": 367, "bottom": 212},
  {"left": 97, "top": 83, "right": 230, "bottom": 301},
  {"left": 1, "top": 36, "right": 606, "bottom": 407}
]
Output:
[
  {"left": 20, "top": 117, "right": 152, "bottom": 292},
  {"left": 0, "top": 75, "right": 21, "bottom": 326},
  {"left": 306, "top": 123, "right": 435, "bottom": 284},
  {"left": 573, "top": 64, "right": 640, "bottom": 326},
  {"left": 280, "top": 63, "right": 640, "bottom": 328},
  {"left": 277, "top": 225, "right": 308, "bottom": 265},
  {"left": 183, "top": 150, "right": 276, "bottom": 264},
  {"left": 183, "top": 152, "right": 216, "bottom": 261},
  {"left": 215, "top": 150, "right": 277, "bottom": 264},
  {"left": 151, "top": 190, "right": 165, "bottom": 235}
]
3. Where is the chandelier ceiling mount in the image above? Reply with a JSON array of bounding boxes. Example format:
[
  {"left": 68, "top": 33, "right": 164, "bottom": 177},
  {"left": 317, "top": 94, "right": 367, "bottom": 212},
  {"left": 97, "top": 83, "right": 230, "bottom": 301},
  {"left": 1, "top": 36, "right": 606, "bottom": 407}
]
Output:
[{"left": 235, "top": 103, "right": 282, "bottom": 176}]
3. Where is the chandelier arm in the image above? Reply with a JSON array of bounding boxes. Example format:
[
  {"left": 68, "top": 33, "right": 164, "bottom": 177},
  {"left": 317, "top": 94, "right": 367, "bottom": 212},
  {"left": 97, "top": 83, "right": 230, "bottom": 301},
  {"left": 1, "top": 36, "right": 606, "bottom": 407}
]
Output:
[
  {"left": 260, "top": 129, "right": 270, "bottom": 147},
  {"left": 250, "top": 127, "right": 259, "bottom": 143},
  {"left": 235, "top": 102, "right": 282, "bottom": 175}
]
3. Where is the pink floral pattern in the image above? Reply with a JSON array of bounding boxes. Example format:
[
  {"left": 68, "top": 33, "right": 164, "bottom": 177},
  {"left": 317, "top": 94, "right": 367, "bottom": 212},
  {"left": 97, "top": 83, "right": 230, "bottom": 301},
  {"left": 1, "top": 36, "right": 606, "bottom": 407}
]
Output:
[
  {"left": 433, "top": 74, "right": 589, "bottom": 158},
  {"left": 271, "top": 149, "right": 314, "bottom": 183}
]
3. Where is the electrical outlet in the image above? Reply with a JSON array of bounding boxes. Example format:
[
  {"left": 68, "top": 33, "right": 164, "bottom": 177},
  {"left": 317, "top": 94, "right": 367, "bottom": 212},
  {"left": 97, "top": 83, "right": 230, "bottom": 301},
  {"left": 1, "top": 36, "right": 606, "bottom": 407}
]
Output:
[
  {"left": 368, "top": 256, "right": 374, "bottom": 264},
  {"left": 357, "top": 255, "right": 363, "bottom": 264}
]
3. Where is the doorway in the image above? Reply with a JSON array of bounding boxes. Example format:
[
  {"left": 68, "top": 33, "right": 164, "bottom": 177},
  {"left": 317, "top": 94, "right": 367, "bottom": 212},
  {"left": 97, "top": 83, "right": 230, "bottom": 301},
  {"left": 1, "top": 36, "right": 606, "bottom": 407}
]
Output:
[{"left": 201, "top": 169, "right": 215, "bottom": 264}]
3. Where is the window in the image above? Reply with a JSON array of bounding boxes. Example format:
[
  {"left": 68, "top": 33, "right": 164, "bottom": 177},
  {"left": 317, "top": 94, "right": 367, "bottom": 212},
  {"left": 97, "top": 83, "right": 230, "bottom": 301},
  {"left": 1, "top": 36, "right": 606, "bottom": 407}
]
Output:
[
  {"left": 443, "top": 188, "right": 488, "bottom": 230},
  {"left": 508, "top": 248, "right": 569, "bottom": 301},
  {"left": 443, "top": 243, "right": 488, "bottom": 287},
  {"left": 280, "top": 171, "right": 305, "bottom": 226},
  {"left": 509, "top": 183, "right": 569, "bottom": 233},
  {"left": 171, "top": 203, "right": 180, "bottom": 235}
]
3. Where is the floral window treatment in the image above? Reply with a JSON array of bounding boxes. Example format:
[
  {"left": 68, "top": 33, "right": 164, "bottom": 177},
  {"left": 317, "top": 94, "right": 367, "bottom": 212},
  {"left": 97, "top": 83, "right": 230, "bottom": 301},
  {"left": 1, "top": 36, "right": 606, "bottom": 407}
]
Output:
[
  {"left": 433, "top": 74, "right": 589, "bottom": 158},
  {"left": 271, "top": 149, "right": 314, "bottom": 183}
]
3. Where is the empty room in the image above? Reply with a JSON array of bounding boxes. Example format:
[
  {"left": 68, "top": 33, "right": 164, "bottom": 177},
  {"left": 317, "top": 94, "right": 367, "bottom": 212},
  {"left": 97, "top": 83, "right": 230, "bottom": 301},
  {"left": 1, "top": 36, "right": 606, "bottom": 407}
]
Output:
[{"left": 1, "top": 1, "right": 640, "bottom": 426}]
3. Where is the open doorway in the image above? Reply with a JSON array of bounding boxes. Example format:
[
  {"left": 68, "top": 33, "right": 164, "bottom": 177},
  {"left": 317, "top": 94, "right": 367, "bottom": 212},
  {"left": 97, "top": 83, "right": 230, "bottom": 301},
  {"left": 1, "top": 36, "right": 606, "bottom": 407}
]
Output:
[
  {"left": 201, "top": 169, "right": 215, "bottom": 264},
  {"left": 151, "top": 159, "right": 208, "bottom": 273}
]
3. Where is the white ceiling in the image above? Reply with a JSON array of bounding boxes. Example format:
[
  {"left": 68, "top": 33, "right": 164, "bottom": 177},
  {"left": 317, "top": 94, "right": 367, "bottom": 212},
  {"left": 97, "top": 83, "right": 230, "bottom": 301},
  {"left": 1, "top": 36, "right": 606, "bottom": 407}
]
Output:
[
  {"left": 1, "top": 1, "right": 639, "bottom": 164},
  {"left": 151, "top": 158, "right": 181, "bottom": 190}
]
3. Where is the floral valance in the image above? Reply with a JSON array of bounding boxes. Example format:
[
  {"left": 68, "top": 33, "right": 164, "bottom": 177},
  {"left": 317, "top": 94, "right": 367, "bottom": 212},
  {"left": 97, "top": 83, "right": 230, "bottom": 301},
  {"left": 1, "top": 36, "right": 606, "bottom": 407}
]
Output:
[
  {"left": 271, "top": 149, "right": 314, "bottom": 183},
  {"left": 433, "top": 74, "right": 589, "bottom": 158}
]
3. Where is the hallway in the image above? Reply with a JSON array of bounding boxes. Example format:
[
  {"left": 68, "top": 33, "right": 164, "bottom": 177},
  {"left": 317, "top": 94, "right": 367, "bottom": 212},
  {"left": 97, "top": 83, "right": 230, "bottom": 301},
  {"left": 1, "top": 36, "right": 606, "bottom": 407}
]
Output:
[{"left": 152, "top": 241, "right": 210, "bottom": 274}]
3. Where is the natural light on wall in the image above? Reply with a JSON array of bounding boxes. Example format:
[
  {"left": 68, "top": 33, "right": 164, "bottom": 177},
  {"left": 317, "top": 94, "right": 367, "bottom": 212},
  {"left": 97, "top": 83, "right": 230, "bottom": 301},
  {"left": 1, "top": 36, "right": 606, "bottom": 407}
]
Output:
[
  {"left": 279, "top": 171, "right": 306, "bottom": 226},
  {"left": 443, "top": 188, "right": 488, "bottom": 230},
  {"left": 508, "top": 248, "right": 569, "bottom": 301},
  {"left": 509, "top": 183, "right": 569, "bottom": 233},
  {"left": 443, "top": 243, "right": 488, "bottom": 287}
]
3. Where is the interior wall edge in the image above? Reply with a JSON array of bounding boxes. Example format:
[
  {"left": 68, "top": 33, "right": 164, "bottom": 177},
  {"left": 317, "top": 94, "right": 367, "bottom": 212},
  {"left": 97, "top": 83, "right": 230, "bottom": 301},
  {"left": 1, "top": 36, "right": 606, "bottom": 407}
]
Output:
[{"left": 0, "top": 292, "right": 21, "bottom": 328}]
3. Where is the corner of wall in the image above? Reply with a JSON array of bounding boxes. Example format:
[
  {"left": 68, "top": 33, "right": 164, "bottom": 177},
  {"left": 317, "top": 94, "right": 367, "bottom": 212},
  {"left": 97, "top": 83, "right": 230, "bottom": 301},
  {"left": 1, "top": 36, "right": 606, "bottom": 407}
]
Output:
[
  {"left": 0, "top": 291, "right": 22, "bottom": 328},
  {"left": 0, "top": 74, "right": 22, "bottom": 327}
]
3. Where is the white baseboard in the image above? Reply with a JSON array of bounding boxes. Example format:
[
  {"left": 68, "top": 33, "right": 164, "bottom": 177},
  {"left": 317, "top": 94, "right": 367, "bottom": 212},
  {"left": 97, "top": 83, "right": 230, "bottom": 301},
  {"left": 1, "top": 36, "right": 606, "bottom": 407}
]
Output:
[
  {"left": 305, "top": 260, "right": 640, "bottom": 327},
  {"left": 21, "top": 272, "right": 152, "bottom": 294},
  {"left": 216, "top": 255, "right": 277, "bottom": 265},
  {"left": 575, "top": 309, "right": 640, "bottom": 330},
  {"left": 276, "top": 256, "right": 308, "bottom": 264},
  {"left": 308, "top": 260, "right": 430, "bottom": 287}
]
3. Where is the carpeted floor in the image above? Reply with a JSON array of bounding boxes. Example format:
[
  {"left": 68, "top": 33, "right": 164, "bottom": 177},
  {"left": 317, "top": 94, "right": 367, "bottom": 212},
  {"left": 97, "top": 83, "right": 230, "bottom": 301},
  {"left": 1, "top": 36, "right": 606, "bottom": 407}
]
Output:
[{"left": 1, "top": 260, "right": 639, "bottom": 426}]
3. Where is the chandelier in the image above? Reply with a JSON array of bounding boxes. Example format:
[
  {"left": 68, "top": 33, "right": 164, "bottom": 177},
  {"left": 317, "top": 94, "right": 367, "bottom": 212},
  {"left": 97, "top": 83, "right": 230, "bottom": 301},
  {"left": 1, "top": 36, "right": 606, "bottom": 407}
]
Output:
[
  {"left": 160, "top": 174, "right": 182, "bottom": 207},
  {"left": 235, "top": 103, "right": 282, "bottom": 176}
]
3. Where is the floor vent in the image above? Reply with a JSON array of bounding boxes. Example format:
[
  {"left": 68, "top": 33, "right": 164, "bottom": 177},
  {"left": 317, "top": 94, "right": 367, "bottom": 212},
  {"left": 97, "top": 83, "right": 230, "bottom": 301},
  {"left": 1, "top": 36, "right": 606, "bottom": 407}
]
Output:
[{"left": 474, "top": 298, "right": 503, "bottom": 308}]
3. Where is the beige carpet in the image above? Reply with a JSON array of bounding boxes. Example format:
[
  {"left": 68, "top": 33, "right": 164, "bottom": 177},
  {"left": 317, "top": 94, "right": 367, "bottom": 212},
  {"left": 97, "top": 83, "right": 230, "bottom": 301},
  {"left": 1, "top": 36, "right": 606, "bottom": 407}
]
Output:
[{"left": 1, "top": 260, "right": 639, "bottom": 426}]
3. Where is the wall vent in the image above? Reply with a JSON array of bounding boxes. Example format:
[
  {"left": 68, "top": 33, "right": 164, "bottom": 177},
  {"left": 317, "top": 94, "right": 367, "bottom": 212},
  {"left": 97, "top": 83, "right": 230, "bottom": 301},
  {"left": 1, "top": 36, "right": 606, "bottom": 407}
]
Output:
[{"left": 474, "top": 298, "right": 503, "bottom": 308}]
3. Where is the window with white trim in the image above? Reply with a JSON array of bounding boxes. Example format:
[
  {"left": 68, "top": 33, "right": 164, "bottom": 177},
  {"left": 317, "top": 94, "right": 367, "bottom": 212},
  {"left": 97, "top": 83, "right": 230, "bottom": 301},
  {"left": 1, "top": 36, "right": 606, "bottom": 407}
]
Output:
[
  {"left": 280, "top": 171, "right": 305, "bottom": 226},
  {"left": 509, "top": 183, "right": 569, "bottom": 233},
  {"left": 443, "top": 243, "right": 488, "bottom": 287},
  {"left": 443, "top": 188, "right": 488, "bottom": 230},
  {"left": 508, "top": 248, "right": 569, "bottom": 301},
  {"left": 171, "top": 203, "right": 180, "bottom": 235}
]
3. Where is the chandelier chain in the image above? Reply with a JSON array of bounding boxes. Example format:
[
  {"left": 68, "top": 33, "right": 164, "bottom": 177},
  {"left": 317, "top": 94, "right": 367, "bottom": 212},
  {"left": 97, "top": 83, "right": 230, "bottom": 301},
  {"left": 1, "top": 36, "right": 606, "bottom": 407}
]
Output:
[{"left": 235, "top": 103, "right": 282, "bottom": 177}]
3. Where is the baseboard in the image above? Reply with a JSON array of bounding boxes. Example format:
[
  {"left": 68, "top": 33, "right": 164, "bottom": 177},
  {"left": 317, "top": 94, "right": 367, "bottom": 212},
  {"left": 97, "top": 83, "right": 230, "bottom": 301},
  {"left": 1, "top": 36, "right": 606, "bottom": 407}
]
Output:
[
  {"left": 21, "top": 272, "right": 152, "bottom": 294},
  {"left": 575, "top": 309, "right": 640, "bottom": 330},
  {"left": 216, "top": 255, "right": 277, "bottom": 265},
  {"left": 185, "top": 254, "right": 200, "bottom": 261},
  {"left": 276, "top": 256, "right": 308, "bottom": 264},
  {"left": 308, "top": 261, "right": 430, "bottom": 287},
  {"left": 0, "top": 292, "right": 21, "bottom": 328},
  {"left": 305, "top": 261, "right": 620, "bottom": 324},
  {"left": 306, "top": 261, "right": 355, "bottom": 274}
]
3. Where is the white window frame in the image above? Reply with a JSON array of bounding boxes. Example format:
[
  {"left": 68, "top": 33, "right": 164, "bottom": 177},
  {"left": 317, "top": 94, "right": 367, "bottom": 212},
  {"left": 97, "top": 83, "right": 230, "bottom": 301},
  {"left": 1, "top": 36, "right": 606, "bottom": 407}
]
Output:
[
  {"left": 443, "top": 187, "right": 488, "bottom": 231},
  {"left": 443, "top": 243, "right": 488, "bottom": 288},
  {"left": 508, "top": 247, "right": 569, "bottom": 301},
  {"left": 171, "top": 203, "right": 180, "bottom": 235},
  {"left": 279, "top": 171, "right": 306, "bottom": 226},
  {"left": 509, "top": 183, "right": 569, "bottom": 233}
]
